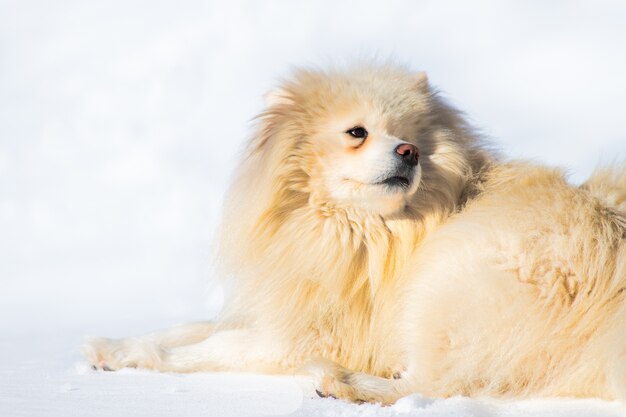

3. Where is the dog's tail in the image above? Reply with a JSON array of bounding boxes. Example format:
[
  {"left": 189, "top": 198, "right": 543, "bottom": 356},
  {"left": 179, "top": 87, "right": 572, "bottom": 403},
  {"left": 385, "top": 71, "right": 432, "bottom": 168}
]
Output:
[{"left": 581, "top": 162, "right": 626, "bottom": 214}]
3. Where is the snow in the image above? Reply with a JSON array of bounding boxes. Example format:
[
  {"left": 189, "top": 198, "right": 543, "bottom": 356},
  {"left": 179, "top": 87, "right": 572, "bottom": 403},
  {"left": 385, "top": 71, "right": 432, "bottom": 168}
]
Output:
[
  {"left": 1, "top": 0, "right": 626, "bottom": 416},
  {"left": 3, "top": 325, "right": 626, "bottom": 417},
  {"left": 2, "top": 326, "right": 626, "bottom": 417}
]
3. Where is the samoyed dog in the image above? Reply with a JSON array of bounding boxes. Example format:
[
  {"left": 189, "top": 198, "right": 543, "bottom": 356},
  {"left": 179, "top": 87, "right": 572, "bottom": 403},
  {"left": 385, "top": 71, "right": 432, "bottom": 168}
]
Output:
[{"left": 84, "top": 64, "right": 626, "bottom": 404}]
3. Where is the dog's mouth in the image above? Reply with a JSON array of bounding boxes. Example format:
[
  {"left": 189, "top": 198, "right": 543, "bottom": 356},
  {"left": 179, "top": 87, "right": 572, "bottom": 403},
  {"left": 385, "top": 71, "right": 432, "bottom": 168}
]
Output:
[{"left": 378, "top": 176, "right": 411, "bottom": 189}]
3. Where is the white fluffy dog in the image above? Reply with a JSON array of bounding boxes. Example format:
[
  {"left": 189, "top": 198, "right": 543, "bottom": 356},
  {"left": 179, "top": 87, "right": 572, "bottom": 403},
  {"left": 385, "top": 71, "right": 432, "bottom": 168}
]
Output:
[{"left": 84, "top": 64, "right": 626, "bottom": 404}]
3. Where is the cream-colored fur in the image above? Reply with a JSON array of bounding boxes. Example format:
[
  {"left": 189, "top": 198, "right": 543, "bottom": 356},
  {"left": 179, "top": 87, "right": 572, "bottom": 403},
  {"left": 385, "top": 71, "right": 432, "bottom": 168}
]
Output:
[{"left": 84, "top": 64, "right": 626, "bottom": 405}]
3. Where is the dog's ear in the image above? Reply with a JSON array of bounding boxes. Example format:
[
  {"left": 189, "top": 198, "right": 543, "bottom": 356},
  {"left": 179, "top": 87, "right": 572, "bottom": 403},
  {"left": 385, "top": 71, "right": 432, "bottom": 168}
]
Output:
[
  {"left": 414, "top": 71, "right": 429, "bottom": 91},
  {"left": 264, "top": 87, "right": 293, "bottom": 107},
  {"left": 250, "top": 87, "right": 293, "bottom": 152}
]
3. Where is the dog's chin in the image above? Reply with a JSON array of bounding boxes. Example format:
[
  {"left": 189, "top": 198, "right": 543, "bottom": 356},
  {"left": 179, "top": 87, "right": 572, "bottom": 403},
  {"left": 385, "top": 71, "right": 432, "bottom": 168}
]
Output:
[
  {"left": 375, "top": 176, "right": 412, "bottom": 191},
  {"left": 329, "top": 172, "right": 420, "bottom": 216},
  {"left": 373, "top": 168, "right": 421, "bottom": 195}
]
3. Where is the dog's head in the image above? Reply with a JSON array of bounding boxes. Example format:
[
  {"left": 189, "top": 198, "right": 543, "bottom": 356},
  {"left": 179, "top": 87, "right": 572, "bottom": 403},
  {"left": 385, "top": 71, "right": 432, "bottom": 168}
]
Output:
[
  {"left": 241, "top": 65, "right": 484, "bottom": 219},
  {"left": 217, "top": 65, "right": 489, "bottom": 298}
]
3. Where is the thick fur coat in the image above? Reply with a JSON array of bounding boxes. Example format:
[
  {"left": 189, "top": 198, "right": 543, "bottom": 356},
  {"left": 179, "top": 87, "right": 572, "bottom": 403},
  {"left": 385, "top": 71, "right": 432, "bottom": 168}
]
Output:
[{"left": 84, "top": 64, "right": 626, "bottom": 404}]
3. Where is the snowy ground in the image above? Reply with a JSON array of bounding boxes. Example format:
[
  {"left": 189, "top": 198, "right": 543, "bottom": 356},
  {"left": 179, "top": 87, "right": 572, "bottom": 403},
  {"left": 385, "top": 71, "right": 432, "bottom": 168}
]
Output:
[
  {"left": 3, "top": 320, "right": 626, "bottom": 417},
  {"left": 2, "top": 0, "right": 626, "bottom": 416},
  {"left": 3, "top": 322, "right": 626, "bottom": 417}
]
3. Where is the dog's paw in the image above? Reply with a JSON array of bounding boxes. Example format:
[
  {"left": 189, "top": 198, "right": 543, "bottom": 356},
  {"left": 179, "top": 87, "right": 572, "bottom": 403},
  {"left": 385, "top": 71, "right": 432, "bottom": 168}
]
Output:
[
  {"left": 306, "top": 359, "right": 373, "bottom": 404},
  {"left": 307, "top": 358, "right": 406, "bottom": 405},
  {"left": 316, "top": 373, "right": 368, "bottom": 404},
  {"left": 82, "top": 337, "right": 128, "bottom": 371},
  {"left": 82, "top": 337, "right": 164, "bottom": 371},
  {"left": 388, "top": 364, "right": 407, "bottom": 380}
]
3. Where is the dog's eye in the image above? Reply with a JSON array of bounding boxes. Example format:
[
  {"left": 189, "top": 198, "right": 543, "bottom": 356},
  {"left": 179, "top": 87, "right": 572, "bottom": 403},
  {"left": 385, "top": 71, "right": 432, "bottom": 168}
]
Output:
[{"left": 346, "top": 127, "right": 368, "bottom": 139}]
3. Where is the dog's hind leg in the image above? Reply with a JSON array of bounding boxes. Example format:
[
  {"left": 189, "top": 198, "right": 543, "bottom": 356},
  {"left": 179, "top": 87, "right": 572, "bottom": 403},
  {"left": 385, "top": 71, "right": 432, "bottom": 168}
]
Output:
[{"left": 307, "top": 359, "right": 418, "bottom": 405}]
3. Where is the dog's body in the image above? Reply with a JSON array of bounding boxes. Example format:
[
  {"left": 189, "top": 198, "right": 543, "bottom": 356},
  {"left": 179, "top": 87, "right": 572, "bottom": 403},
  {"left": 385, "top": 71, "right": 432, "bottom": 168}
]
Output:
[{"left": 85, "top": 65, "right": 626, "bottom": 404}]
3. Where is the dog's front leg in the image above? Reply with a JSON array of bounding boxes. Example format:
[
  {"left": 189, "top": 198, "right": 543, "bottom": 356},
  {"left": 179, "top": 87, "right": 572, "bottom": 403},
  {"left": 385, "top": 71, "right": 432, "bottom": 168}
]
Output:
[
  {"left": 159, "top": 328, "right": 287, "bottom": 373},
  {"left": 85, "top": 327, "right": 286, "bottom": 374},
  {"left": 84, "top": 321, "right": 218, "bottom": 371}
]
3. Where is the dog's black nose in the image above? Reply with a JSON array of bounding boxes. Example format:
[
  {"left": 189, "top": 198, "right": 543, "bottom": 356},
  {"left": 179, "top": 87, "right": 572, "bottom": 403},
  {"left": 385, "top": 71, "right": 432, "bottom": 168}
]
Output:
[{"left": 395, "top": 143, "right": 419, "bottom": 166}]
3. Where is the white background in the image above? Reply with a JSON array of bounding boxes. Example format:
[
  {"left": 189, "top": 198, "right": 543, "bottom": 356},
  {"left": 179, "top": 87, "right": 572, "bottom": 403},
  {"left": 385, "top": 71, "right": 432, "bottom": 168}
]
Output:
[{"left": 1, "top": 1, "right": 626, "bottom": 416}]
